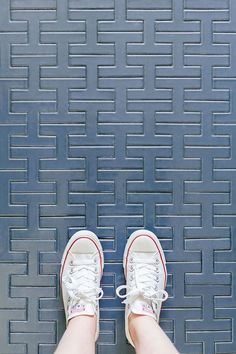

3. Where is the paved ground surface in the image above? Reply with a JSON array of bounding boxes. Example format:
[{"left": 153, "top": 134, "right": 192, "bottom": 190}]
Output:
[{"left": 0, "top": 0, "right": 235, "bottom": 353}]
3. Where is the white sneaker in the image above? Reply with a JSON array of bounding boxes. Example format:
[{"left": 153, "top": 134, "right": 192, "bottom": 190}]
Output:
[
  {"left": 116, "top": 229, "right": 168, "bottom": 347},
  {"left": 60, "top": 230, "right": 104, "bottom": 341}
]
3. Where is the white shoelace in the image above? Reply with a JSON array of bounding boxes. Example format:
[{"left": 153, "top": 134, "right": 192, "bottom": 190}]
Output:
[
  {"left": 116, "top": 257, "right": 168, "bottom": 309},
  {"left": 63, "top": 257, "right": 103, "bottom": 306}
]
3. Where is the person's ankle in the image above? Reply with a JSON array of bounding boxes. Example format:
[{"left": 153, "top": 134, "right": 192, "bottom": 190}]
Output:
[
  {"left": 129, "top": 312, "right": 157, "bottom": 324},
  {"left": 128, "top": 313, "right": 151, "bottom": 342},
  {"left": 128, "top": 312, "right": 142, "bottom": 323},
  {"left": 68, "top": 314, "right": 97, "bottom": 326},
  {"left": 68, "top": 315, "right": 97, "bottom": 338}
]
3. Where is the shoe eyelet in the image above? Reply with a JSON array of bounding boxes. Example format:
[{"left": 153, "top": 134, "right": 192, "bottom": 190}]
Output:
[
  {"left": 69, "top": 278, "right": 72, "bottom": 283},
  {"left": 130, "top": 265, "right": 134, "bottom": 272},
  {"left": 70, "top": 261, "right": 73, "bottom": 266},
  {"left": 94, "top": 258, "right": 97, "bottom": 264}
]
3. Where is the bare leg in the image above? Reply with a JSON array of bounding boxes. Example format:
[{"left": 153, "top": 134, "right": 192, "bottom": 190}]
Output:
[
  {"left": 129, "top": 313, "right": 179, "bottom": 354},
  {"left": 54, "top": 315, "right": 96, "bottom": 354}
]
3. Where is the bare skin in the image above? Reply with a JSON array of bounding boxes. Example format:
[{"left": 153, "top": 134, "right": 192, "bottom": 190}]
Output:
[
  {"left": 54, "top": 313, "right": 179, "bottom": 354},
  {"left": 129, "top": 313, "right": 180, "bottom": 354},
  {"left": 54, "top": 315, "right": 96, "bottom": 354}
]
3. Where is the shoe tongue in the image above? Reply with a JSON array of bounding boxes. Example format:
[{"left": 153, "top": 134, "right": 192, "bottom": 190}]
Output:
[
  {"left": 130, "top": 296, "right": 156, "bottom": 319},
  {"left": 68, "top": 299, "right": 95, "bottom": 321}
]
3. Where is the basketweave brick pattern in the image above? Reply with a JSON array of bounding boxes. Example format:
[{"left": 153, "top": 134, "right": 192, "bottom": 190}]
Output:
[{"left": 0, "top": 0, "right": 235, "bottom": 353}]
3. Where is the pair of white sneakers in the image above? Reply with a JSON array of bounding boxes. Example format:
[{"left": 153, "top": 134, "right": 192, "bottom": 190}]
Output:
[{"left": 60, "top": 229, "right": 168, "bottom": 347}]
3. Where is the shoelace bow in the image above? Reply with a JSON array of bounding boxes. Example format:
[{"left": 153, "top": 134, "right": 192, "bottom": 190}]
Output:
[
  {"left": 116, "top": 258, "right": 168, "bottom": 309},
  {"left": 63, "top": 257, "right": 103, "bottom": 306}
]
